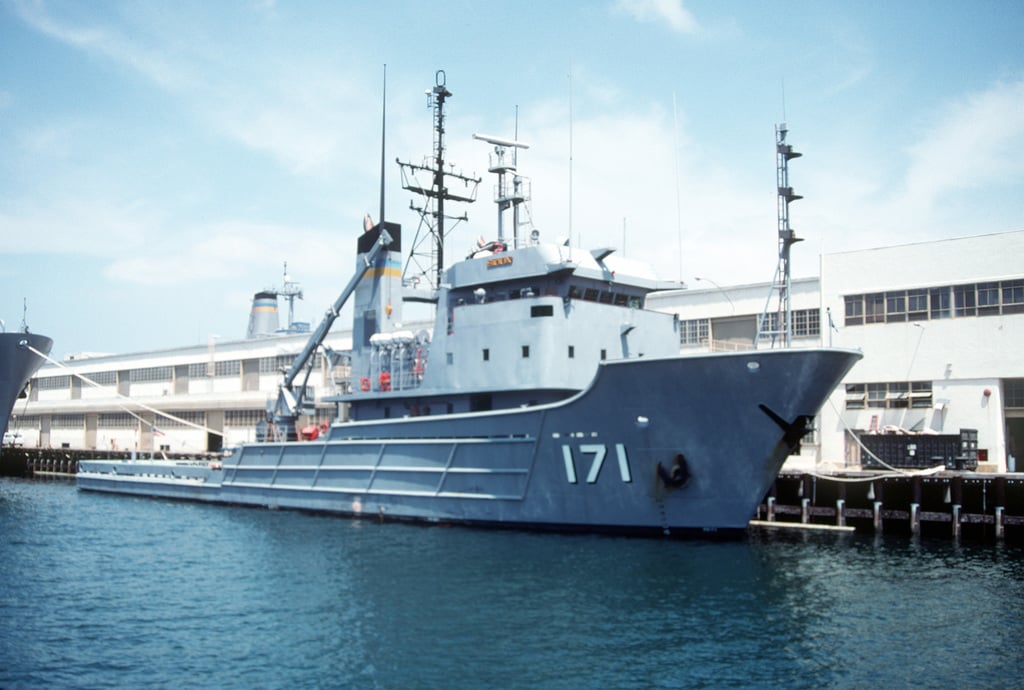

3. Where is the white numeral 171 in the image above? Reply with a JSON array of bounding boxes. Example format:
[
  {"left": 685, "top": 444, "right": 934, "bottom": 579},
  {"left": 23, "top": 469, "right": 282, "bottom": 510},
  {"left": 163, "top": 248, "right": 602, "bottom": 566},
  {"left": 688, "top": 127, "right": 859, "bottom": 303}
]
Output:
[{"left": 561, "top": 444, "right": 632, "bottom": 484}]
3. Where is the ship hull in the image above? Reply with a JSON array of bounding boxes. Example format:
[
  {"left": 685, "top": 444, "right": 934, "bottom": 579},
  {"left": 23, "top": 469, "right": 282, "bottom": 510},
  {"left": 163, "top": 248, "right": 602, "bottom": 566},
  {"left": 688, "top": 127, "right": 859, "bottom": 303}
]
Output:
[
  {"left": 78, "top": 348, "right": 860, "bottom": 536},
  {"left": 1, "top": 332, "right": 53, "bottom": 440}
]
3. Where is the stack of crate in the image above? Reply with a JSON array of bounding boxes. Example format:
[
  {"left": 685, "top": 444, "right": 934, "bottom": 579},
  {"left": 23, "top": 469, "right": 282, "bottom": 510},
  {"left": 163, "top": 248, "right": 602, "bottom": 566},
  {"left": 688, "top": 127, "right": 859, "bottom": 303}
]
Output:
[{"left": 859, "top": 429, "right": 978, "bottom": 470}]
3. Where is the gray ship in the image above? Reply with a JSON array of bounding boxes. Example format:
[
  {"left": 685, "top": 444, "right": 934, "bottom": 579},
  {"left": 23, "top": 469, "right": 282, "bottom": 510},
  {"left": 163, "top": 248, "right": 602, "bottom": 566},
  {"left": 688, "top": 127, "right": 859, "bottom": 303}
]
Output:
[
  {"left": 2, "top": 328, "right": 53, "bottom": 445},
  {"left": 78, "top": 74, "right": 861, "bottom": 536}
]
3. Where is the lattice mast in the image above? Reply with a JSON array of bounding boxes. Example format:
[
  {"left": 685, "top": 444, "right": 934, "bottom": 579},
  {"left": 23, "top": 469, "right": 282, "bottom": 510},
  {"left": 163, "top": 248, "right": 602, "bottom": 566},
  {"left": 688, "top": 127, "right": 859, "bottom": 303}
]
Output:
[
  {"left": 397, "top": 70, "right": 480, "bottom": 289},
  {"left": 756, "top": 122, "right": 804, "bottom": 348}
]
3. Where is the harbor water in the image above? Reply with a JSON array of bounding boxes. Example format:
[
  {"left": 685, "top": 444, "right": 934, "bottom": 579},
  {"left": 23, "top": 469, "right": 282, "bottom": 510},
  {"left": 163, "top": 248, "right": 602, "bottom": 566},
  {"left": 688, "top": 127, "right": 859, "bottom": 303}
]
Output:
[{"left": 2, "top": 478, "right": 1022, "bottom": 689}]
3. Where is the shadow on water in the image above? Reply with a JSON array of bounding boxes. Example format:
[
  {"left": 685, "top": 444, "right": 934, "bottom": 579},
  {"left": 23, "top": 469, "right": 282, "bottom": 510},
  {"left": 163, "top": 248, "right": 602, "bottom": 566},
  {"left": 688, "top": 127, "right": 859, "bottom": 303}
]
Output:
[{"left": 2, "top": 479, "right": 1022, "bottom": 689}]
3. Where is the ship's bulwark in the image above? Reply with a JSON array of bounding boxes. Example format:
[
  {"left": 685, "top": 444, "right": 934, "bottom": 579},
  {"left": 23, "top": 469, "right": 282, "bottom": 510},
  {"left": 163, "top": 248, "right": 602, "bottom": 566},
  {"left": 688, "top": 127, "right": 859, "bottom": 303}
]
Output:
[{"left": 78, "top": 347, "right": 861, "bottom": 536}]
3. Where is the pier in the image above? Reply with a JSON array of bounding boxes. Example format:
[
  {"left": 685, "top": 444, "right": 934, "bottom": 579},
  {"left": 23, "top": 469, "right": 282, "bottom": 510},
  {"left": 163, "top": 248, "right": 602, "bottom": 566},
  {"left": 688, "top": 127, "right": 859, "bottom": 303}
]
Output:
[
  {"left": 757, "top": 470, "right": 1024, "bottom": 541},
  {"left": 1, "top": 446, "right": 219, "bottom": 477}
]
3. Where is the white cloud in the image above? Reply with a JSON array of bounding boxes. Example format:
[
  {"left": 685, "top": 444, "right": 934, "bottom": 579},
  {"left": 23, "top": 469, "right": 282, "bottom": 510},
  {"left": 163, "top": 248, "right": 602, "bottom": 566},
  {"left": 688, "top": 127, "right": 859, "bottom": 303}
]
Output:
[
  {"left": 0, "top": 198, "right": 157, "bottom": 255},
  {"left": 101, "top": 219, "right": 347, "bottom": 287},
  {"left": 11, "top": 0, "right": 192, "bottom": 91},
  {"left": 613, "top": 0, "right": 699, "bottom": 34},
  {"left": 903, "top": 79, "right": 1024, "bottom": 208}
]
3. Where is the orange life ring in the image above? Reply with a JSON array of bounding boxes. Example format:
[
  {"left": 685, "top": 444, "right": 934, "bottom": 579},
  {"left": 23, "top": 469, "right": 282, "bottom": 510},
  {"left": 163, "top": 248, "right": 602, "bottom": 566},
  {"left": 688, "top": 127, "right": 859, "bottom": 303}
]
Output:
[{"left": 360, "top": 377, "right": 371, "bottom": 391}]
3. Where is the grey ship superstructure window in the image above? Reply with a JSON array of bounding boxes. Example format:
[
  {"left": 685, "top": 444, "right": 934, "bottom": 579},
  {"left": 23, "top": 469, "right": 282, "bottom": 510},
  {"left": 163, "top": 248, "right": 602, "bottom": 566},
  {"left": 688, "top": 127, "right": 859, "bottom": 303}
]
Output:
[
  {"left": 531, "top": 305, "right": 554, "bottom": 317},
  {"left": 522, "top": 345, "right": 530, "bottom": 358},
  {"left": 568, "top": 345, "right": 575, "bottom": 358},
  {"left": 483, "top": 348, "right": 490, "bottom": 361}
]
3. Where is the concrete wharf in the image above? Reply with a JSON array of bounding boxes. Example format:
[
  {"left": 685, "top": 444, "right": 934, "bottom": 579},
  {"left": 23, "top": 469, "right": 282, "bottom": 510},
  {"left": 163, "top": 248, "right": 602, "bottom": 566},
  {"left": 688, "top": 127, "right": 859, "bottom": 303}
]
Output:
[{"left": 758, "top": 470, "right": 1024, "bottom": 541}]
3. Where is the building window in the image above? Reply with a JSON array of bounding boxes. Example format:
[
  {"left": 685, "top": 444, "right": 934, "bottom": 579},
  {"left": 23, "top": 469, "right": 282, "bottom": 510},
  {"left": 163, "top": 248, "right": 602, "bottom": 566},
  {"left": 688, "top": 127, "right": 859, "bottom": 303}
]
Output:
[
  {"left": 680, "top": 318, "right": 710, "bottom": 346},
  {"left": 99, "top": 413, "right": 137, "bottom": 429},
  {"left": 158, "top": 411, "right": 205, "bottom": 428},
  {"left": 978, "top": 282, "right": 1000, "bottom": 315},
  {"left": 886, "top": 292, "right": 907, "bottom": 322},
  {"left": 906, "top": 289, "right": 928, "bottom": 321},
  {"left": 845, "top": 384, "right": 866, "bottom": 410},
  {"left": 954, "top": 285, "right": 976, "bottom": 317},
  {"left": 51, "top": 414, "right": 84, "bottom": 428},
  {"left": 260, "top": 355, "right": 296, "bottom": 374},
  {"left": 82, "top": 370, "right": 117, "bottom": 386},
  {"left": 226, "top": 410, "right": 265, "bottom": 427},
  {"left": 214, "top": 360, "right": 240, "bottom": 377},
  {"left": 844, "top": 295, "right": 864, "bottom": 326},
  {"left": 929, "top": 287, "right": 951, "bottom": 319},
  {"left": 865, "top": 293, "right": 886, "bottom": 324},
  {"left": 129, "top": 366, "right": 173, "bottom": 383},
  {"left": 846, "top": 381, "right": 932, "bottom": 410},
  {"left": 1005, "top": 379, "right": 1024, "bottom": 409},
  {"left": 759, "top": 309, "right": 820, "bottom": 340},
  {"left": 845, "top": 278, "right": 1024, "bottom": 327},
  {"left": 1004, "top": 280, "right": 1024, "bottom": 314},
  {"left": 36, "top": 375, "right": 71, "bottom": 391}
]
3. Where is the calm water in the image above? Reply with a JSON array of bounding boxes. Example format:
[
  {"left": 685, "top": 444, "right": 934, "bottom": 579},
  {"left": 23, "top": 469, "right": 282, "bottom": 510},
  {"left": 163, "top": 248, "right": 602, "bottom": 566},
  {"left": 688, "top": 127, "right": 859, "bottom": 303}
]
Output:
[{"left": 1, "top": 478, "right": 1022, "bottom": 689}]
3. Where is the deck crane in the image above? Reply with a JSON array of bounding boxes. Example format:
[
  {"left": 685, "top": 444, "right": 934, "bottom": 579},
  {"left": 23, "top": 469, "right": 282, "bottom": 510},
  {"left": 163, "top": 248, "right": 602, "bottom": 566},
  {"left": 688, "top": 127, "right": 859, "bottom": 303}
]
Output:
[{"left": 268, "top": 226, "right": 394, "bottom": 440}]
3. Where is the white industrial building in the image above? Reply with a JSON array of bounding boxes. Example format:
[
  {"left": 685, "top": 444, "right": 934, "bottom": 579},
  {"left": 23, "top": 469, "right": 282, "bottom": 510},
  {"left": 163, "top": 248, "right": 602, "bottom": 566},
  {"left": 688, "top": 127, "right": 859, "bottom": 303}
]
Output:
[
  {"left": 7, "top": 230, "right": 1023, "bottom": 473},
  {"left": 649, "top": 230, "right": 1024, "bottom": 473}
]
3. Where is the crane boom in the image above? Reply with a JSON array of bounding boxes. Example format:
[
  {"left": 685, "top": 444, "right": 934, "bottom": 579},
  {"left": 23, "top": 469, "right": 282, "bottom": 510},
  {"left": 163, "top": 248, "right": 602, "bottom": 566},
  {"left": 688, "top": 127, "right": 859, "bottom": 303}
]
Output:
[{"left": 271, "top": 226, "right": 394, "bottom": 436}]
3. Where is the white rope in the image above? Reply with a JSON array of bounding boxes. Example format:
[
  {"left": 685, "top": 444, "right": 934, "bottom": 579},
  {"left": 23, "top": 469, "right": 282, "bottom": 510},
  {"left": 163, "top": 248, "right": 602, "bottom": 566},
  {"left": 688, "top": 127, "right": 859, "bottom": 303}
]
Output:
[
  {"left": 25, "top": 344, "right": 225, "bottom": 437},
  {"left": 802, "top": 399, "right": 948, "bottom": 484}
]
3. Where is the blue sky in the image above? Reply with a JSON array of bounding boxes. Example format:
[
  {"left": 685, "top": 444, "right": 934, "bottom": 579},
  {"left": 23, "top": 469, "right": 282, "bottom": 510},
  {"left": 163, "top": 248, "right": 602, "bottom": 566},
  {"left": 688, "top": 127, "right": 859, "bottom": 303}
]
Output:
[{"left": 2, "top": 0, "right": 1022, "bottom": 358}]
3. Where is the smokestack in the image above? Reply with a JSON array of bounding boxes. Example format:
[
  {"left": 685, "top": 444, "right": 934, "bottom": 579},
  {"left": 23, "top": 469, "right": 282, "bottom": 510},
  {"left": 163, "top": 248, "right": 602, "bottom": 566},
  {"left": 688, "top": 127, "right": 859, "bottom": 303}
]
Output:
[{"left": 247, "top": 291, "right": 280, "bottom": 339}]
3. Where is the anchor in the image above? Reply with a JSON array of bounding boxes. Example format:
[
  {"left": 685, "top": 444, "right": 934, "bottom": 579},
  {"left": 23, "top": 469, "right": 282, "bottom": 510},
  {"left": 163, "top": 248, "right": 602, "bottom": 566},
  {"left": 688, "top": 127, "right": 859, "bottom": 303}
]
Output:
[{"left": 758, "top": 404, "right": 814, "bottom": 451}]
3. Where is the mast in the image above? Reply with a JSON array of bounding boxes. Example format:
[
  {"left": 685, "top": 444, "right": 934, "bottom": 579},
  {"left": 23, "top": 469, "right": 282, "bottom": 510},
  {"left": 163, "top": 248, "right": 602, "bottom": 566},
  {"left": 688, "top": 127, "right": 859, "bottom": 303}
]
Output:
[
  {"left": 397, "top": 71, "right": 480, "bottom": 290},
  {"left": 472, "top": 133, "right": 531, "bottom": 246},
  {"left": 379, "top": 64, "right": 387, "bottom": 226},
  {"left": 756, "top": 122, "right": 803, "bottom": 348}
]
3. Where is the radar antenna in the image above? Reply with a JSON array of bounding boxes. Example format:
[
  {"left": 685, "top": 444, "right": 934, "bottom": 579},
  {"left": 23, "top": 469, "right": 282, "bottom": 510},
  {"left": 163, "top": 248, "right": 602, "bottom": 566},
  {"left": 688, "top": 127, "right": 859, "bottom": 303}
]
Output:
[
  {"left": 472, "top": 133, "right": 534, "bottom": 247},
  {"left": 279, "top": 261, "right": 304, "bottom": 330},
  {"left": 397, "top": 70, "right": 481, "bottom": 289}
]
